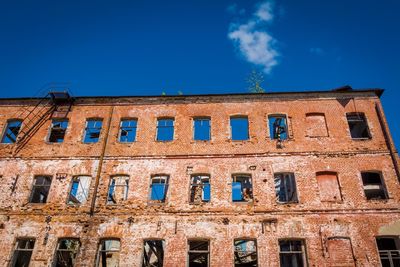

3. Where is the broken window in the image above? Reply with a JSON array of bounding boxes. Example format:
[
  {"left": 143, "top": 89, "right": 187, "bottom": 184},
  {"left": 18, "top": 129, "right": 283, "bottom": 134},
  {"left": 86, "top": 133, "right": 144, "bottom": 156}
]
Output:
[
  {"left": 361, "top": 172, "right": 388, "bottom": 200},
  {"left": 190, "top": 175, "right": 210, "bottom": 203},
  {"left": 232, "top": 175, "right": 253, "bottom": 202},
  {"left": 119, "top": 119, "right": 137, "bottom": 142},
  {"left": 305, "top": 113, "right": 328, "bottom": 137},
  {"left": 54, "top": 238, "right": 81, "bottom": 267},
  {"left": 346, "top": 113, "right": 371, "bottom": 139},
  {"left": 234, "top": 239, "right": 258, "bottom": 267},
  {"left": 316, "top": 172, "right": 341, "bottom": 202},
  {"left": 96, "top": 239, "right": 120, "bottom": 267},
  {"left": 48, "top": 119, "right": 68, "bottom": 143},
  {"left": 1, "top": 119, "right": 22, "bottom": 144},
  {"left": 230, "top": 116, "right": 249, "bottom": 141},
  {"left": 376, "top": 237, "right": 400, "bottom": 267},
  {"left": 107, "top": 176, "right": 129, "bottom": 204},
  {"left": 150, "top": 175, "right": 169, "bottom": 202},
  {"left": 10, "top": 238, "right": 35, "bottom": 267},
  {"left": 279, "top": 240, "right": 307, "bottom": 267},
  {"left": 83, "top": 119, "right": 103, "bottom": 143},
  {"left": 268, "top": 115, "right": 288, "bottom": 140},
  {"left": 142, "top": 240, "right": 165, "bottom": 267},
  {"left": 274, "top": 173, "right": 298, "bottom": 203},
  {"left": 193, "top": 117, "right": 211, "bottom": 141},
  {"left": 68, "top": 176, "right": 91, "bottom": 205},
  {"left": 156, "top": 118, "right": 174, "bottom": 141},
  {"left": 188, "top": 240, "right": 209, "bottom": 267},
  {"left": 29, "top": 175, "right": 52, "bottom": 203}
]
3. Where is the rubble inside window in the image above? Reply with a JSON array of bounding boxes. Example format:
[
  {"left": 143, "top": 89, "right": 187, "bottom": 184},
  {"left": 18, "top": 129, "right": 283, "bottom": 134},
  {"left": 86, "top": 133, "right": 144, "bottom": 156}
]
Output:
[
  {"left": 190, "top": 175, "right": 210, "bottom": 203},
  {"left": 188, "top": 240, "right": 209, "bottom": 267},
  {"left": 234, "top": 239, "right": 258, "bottom": 267},
  {"left": 1, "top": 119, "right": 22, "bottom": 144},
  {"left": 346, "top": 113, "right": 371, "bottom": 139},
  {"left": 48, "top": 119, "right": 68, "bottom": 143},
  {"left": 54, "top": 239, "right": 81, "bottom": 267},
  {"left": 96, "top": 239, "right": 120, "bottom": 267},
  {"left": 10, "top": 238, "right": 35, "bottom": 267},
  {"left": 68, "top": 176, "right": 91, "bottom": 205},
  {"left": 361, "top": 172, "right": 388, "bottom": 200},
  {"left": 29, "top": 175, "right": 52, "bottom": 203},
  {"left": 142, "top": 240, "right": 165, "bottom": 267},
  {"left": 150, "top": 175, "right": 169, "bottom": 203},
  {"left": 232, "top": 175, "right": 253, "bottom": 202},
  {"left": 107, "top": 176, "right": 129, "bottom": 204},
  {"left": 274, "top": 173, "right": 298, "bottom": 203},
  {"left": 268, "top": 115, "right": 288, "bottom": 140}
]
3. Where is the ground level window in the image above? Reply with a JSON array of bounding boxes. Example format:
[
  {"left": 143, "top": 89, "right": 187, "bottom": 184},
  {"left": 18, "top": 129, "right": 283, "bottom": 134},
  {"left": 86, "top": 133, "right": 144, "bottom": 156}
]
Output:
[
  {"left": 376, "top": 237, "right": 400, "bottom": 267},
  {"left": 96, "top": 239, "right": 120, "bottom": 267},
  {"left": 190, "top": 175, "right": 210, "bottom": 203},
  {"left": 279, "top": 240, "right": 307, "bottom": 267},
  {"left": 234, "top": 239, "right": 257, "bottom": 267},
  {"left": 10, "top": 238, "right": 35, "bottom": 267},
  {"left": 188, "top": 240, "right": 209, "bottom": 267},
  {"left": 142, "top": 240, "right": 165, "bottom": 267},
  {"left": 54, "top": 238, "right": 81, "bottom": 267},
  {"left": 232, "top": 175, "right": 253, "bottom": 202}
]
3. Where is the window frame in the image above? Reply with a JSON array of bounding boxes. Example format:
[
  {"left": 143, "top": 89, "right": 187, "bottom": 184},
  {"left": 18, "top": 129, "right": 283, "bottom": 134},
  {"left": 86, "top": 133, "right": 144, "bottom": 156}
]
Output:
[
  {"left": 149, "top": 174, "right": 169, "bottom": 203},
  {"left": 278, "top": 239, "right": 308, "bottom": 267},
  {"left": 375, "top": 236, "right": 400, "bottom": 267},
  {"left": 231, "top": 174, "right": 253, "bottom": 203},
  {"left": 156, "top": 117, "right": 175, "bottom": 142},
  {"left": 268, "top": 114, "right": 288, "bottom": 140},
  {"left": 118, "top": 118, "right": 138, "bottom": 143},
  {"left": 29, "top": 175, "right": 52, "bottom": 204},
  {"left": 142, "top": 239, "right": 165, "bottom": 267},
  {"left": 360, "top": 171, "right": 389, "bottom": 200},
  {"left": 52, "top": 238, "right": 81, "bottom": 267},
  {"left": 83, "top": 118, "right": 103, "bottom": 144},
  {"left": 9, "top": 237, "right": 36, "bottom": 267},
  {"left": 346, "top": 112, "right": 371, "bottom": 140},
  {"left": 47, "top": 119, "right": 69, "bottom": 143},
  {"left": 193, "top": 117, "right": 211, "bottom": 141},
  {"left": 230, "top": 116, "right": 250, "bottom": 141},
  {"left": 233, "top": 238, "right": 258, "bottom": 267},
  {"left": 67, "top": 175, "right": 92, "bottom": 205},
  {"left": 187, "top": 239, "right": 210, "bottom": 267},
  {"left": 189, "top": 174, "right": 211, "bottom": 204},
  {"left": 274, "top": 172, "right": 298, "bottom": 204},
  {"left": 95, "top": 238, "right": 121, "bottom": 267},
  {"left": 1, "top": 119, "right": 22, "bottom": 144},
  {"left": 106, "top": 175, "right": 130, "bottom": 205}
]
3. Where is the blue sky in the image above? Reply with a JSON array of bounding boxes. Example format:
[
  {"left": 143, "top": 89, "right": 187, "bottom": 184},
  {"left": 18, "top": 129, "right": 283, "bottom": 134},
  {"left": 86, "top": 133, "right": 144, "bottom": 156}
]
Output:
[{"left": 0, "top": 0, "right": 399, "bottom": 149}]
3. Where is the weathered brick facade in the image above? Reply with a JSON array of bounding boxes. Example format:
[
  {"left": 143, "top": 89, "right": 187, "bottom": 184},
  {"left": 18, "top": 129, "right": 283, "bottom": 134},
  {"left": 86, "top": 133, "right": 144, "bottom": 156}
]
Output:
[{"left": 0, "top": 88, "right": 399, "bottom": 266}]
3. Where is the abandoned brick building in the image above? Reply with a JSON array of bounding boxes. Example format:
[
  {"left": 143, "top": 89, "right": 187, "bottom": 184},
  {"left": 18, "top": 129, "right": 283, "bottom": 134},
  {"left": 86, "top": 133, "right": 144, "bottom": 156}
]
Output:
[{"left": 0, "top": 87, "right": 399, "bottom": 267}]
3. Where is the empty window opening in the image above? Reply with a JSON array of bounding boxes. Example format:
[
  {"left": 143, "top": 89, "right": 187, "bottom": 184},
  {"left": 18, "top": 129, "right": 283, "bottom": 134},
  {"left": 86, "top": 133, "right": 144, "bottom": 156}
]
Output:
[
  {"left": 376, "top": 237, "right": 400, "bottom": 267},
  {"left": 305, "top": 113, "right": 328, "bottom": 137},
  {"left": 232, "top": 175, "right": 253, "bottom": 202},
  {"left": 279, "top": 240, "right": 307, "bottom": 267},
  {"left": 269, "top": 115, "right": 288, "bottom": 140},
  {"left": 274, "top": 173, "right": 298, "bottom": 203},
  {"left": 68, "top": 176, "right": 91, "bottom": 205},
  {"left": 188, "top": 240, "right": 209, "bottom": 267},
  {"left": 150, "top": 175, "right": 169, "bottom": 202},
  {"left": 96, "top": 239, "right": 120, "bottom": 267},
  {"left": 1, "top": 120, "right": 22, "bottom": 144},
  {"left": 54, "top": 238, "right": 81, "bottom": 267},
  {"left": 194, "top": 117, "right": 211, "bottom": 141},
  {"left": 156, "top": 118, "right": 174, "bottom": 141},
  {"left": 119, "top": 119, "right": 137, "bottom": 142},
  {"left": 83, "top": 119, "right": 103, "bottom": 143},
  {"left": 142, "top": 240, "right": 165, "bottom": 267},
  {"left": 190, "top": 175, "right": 210, "bottom": 203},
  {"left": 10, "top": 238, "right": 35, "bottom": 267},
  {"left": 234, "top": 239, "right": 258, "bottom": 267},
  {"left": 346, "top": 113, "right": 371, "bottom": 139},
  {"left": 361, "top": 172, "right": 388, "bottom": 200},
  {"left": 230, "top": 116, "right": 249, "bottom": 141},
  {"left": 316, "top": 172, "right": 341, "bottom": 202},
  {"left": 107, "top": 176, "right": 129, "bottom": 204},
  {"left": 48, "top": 119, "right": 68, "bottom": 143},
  {"left": 29, "top": 176, "right": 52, "bottom": 203}
]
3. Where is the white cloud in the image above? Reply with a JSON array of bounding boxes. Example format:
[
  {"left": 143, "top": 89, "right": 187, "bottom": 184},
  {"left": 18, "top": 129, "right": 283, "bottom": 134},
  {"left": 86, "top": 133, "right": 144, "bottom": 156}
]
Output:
[{"left": 228, "top": 0, "right": 279, "bottom": 74}]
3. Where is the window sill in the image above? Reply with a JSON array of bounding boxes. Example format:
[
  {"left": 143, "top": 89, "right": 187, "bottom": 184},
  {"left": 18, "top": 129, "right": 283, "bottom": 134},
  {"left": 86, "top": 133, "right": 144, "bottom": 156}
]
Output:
[
  {"left": 276, "top": 201, "right": 298, "bottom": 205},
  {"left": 351, "top": 137, "right": 372, "bottom": 141}
]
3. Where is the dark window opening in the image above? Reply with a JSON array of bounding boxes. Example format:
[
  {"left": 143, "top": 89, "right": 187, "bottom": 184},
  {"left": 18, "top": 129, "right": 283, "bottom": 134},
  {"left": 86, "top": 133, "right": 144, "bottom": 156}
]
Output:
[
  {"left": 119, "top": 119, "right": 137, "bottom": 142},
  {"left": 346, "top": 113, "right": 371, "bottom": 139},
  {"left": 361, "top": 172, "right": 388, "bottom": 200},
  {"left": 232, "top": 175, "right": 253, "bottom": 202},
  {"left": 269, "top": 115, "right": 288, "bottom": 140},
  {"left": 274, "top": 173, "right": 298, "bottom": 203},
  {"left": 107, "top": 176, "right": 129, "bottom": 204},
  {"left": 68, "top": 176, "right": 91, "bottom": 205},
  {"left": 150, "top": 175, "right": 169, "bottom": 203},
  {"left": 156, "top": 118, "right": 174, "bottom": 141},
  {"left": 54, "top": 239, "right": 81, "bottom": 267},
  {"left": 1, "top": 120, "right": 22, "bottom": 144},
  {"left": 96, "top": 239, "right": 120, "bottom": 267},
  {"left": 188, "top": 240, "right": 209, "bottom": 267},
  {"left": 376, "top": 237, "right": 400, "bottom": 267},
  {"left": 234, "top": 239, "right": 258, "bottom": 267},
  {"left": 142, "top": 240, "right": 165, "bottom": 267},
  {"left": 190, "top": 175, "right": 210, "bottom": 203},
  {"left": 230, "top": 117, "right": 249, "bottom": 141},
  {"left": 279, "top": 240, "right": 307, "bottom": 267},
  {"left": 48, "top": 119, "right": 68, "bottom": 143},
  {"left": 194, "top": 118, "right": 211, "bottom": 141},
  {"left": 10, "top": 238, "right": 35, "bottom": 267},
  {"left": 83, "top": 119, "right": 103, "bottom": 143},
  {"left": 29, "top": 176, "right": 52, "bottom": 203}
]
